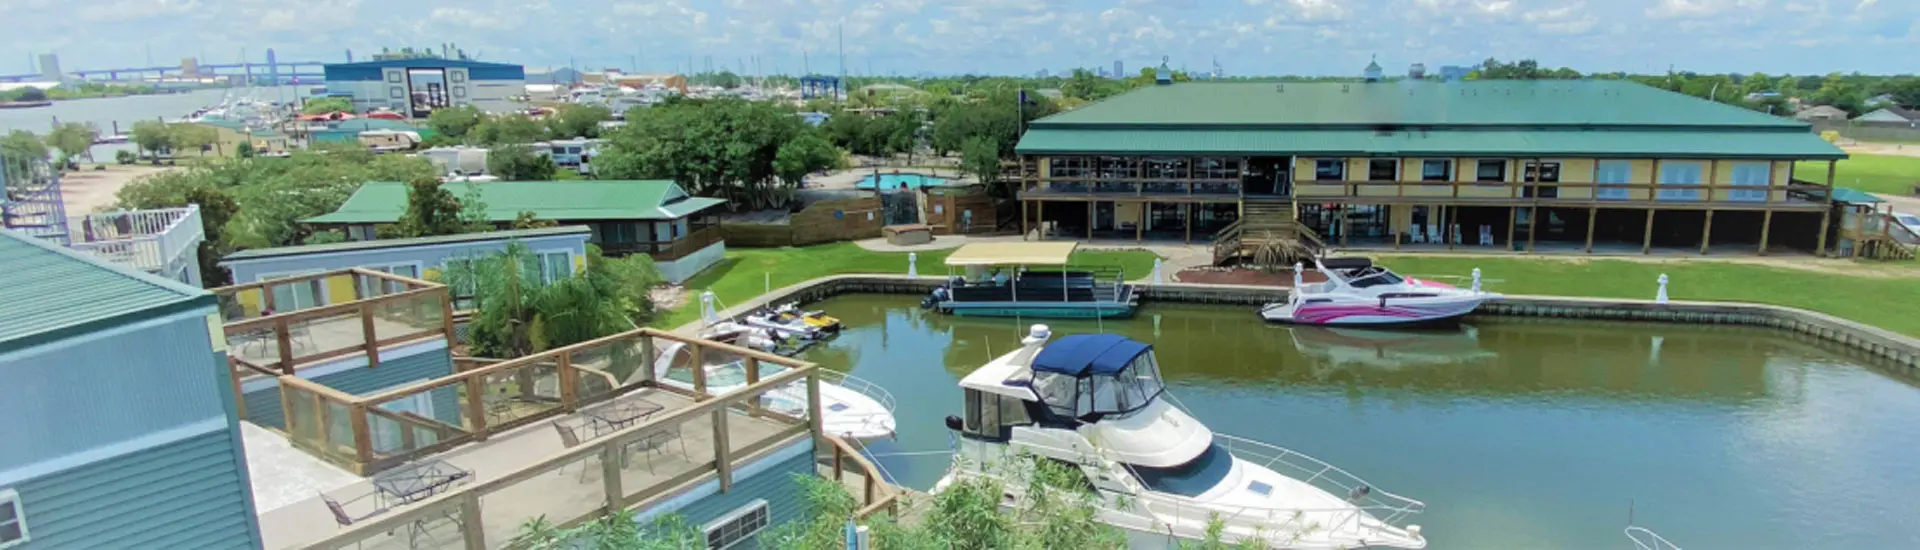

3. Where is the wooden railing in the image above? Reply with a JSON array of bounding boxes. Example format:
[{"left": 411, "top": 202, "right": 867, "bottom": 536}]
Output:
[
  {"left": 301, "top": 328, "right": 869, "bottom": 549},
  {"left": 216, "top": 268, "right": 452, "bottom": 375},
  {"left": 821, "top": 436, "right": 901, "bottom": 518},
  {"left": 1020, "top": 176, "right": 1835, "bottom": 206}
]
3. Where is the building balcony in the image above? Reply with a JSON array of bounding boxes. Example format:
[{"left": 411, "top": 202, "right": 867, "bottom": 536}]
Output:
[
  {"left": 214, "top": 268, "right": 452, "bottom": 375},
  {"left": 68, "top": 205, "right": 206, "bottom": 284},
  {"left": 1288, "top": 179, "right": 1833, "bottom": 209},
  {"left": 257, "top": 329, "right": 896, "bottom": 549}
]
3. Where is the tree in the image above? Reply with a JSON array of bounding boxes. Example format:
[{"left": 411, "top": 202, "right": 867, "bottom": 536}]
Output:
[
  {"left": 772, "top": 133, "right": 839, "bottom": 205},
  {"left": 436, "top": 243, "right": 659, "bottom": 358},
  {"left": 185, "top": 187, "right": 239, "bottom": 287},
  {"left": 486, "top": 144, "right": 558, "bottom": 181},
  {"left": 426, "top": 105, "right": 486, "bottom": 140},
  {"left": 1882, "top": 77, "right": 1920, "bottom": 109},
  {"left": 301, "top": 96, "right": 354, "bottom": 115},
  {"left": 395, "top": 177, "right": 466, "bottom": 237},
  {"left": 130, "top": 120, "right": 173, "bottom": 159},
  {"left": 547, "top": 104, "right": 613, "bottom": 139},
  {"left": 458, "top": 183, "right": 493, "bottom": 232},
  {"left": 0, "top": 130, "right": 48, "bottom": 167},
  {"left": 170, "top": 124, "right": 219, "bottom": 156},
  {"left": 471, "top": 113, "right": 548, "bottom": 145},
  {"left": 47, "top": 122, "right": 98, "bottom": 164},
  {"left": 11, "top": 87, "right": 47, "bottom": 102},
  {"left": 962, "top": 136, "right": 1002, "bottom": 194},
  {"left": 596, "top": 98, "right": 805, "bottom": 210},
  {"left": 1810, "top": 72, "right": 1865, "bottom": 115}
]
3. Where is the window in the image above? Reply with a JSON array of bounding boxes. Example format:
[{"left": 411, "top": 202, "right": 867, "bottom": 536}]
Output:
[
  {"left": 264, "top": 273, "right": 325, "bottom": 312},
  {"left": 1421, "top": 159, "right": 1453, "bottom": 182},
  {"left": 358, "top": 264, "right": 420, "bottom": 298},
  {"left": 1595, "top": 160, "right": 1632, "bottom": 200},
  {"left": 1314, "top": 159, "right": 1345, "bottom": 180},
  {"left": 537, "top": 251, "right": 572, "bottom": 284},
  {"left": 389, "top": 86, "right": 406, "bottom": 99},
  {"left": 705, "top": 500, "right": 769, "bottom": 549},
  {"left": 386, "top": 71, "right": 403, "bottom": 83},
  {"left": 1367, "top": 159, "right": 1398, "bottom": 181},
  {"left": 1475, "top": 160, "right": 1507, "bottom": 183},
  {"left": 1728, "top": 162, "right": 1771, "bottom": 202},
  {"left": 1658, "top": 161, "right": 1705, "bottom": 201},
  {"left": 1523, "top": 161, "right": 1561, "bottom": 198},
  {"left": 0, "top": 489, "right": 28, "bottom": 548}
]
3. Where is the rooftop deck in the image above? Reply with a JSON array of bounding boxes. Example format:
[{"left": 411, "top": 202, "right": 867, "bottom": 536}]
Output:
[
  {"left": 249, "top": 328, "right": 899, "bottom": 549},
  {"left": 68, "top": 205, "right": 205, "bottom": 282}
]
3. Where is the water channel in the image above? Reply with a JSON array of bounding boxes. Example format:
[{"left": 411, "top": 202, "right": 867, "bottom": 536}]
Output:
[{"left": 797, "top": 294, "right": 1920, "bottom": 548}]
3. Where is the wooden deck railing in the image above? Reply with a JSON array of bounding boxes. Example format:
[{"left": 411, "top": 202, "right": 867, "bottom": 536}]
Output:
[
  {"left": 215, "top": 268, "right": 453, "bottom": 375},
  {"left": 821, "top": 436, "right": 901, "bottom": 518},
  {"left": 1021, "top": 177, "right": 1837, "bottom": 207},
  {"left": 300, "top": 329, "right": 864, "bottom": 549}
]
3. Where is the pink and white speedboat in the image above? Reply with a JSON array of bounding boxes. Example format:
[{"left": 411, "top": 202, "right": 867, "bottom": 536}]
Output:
[{"left": 1258, "top": 257, "right": 1498, "bottom": 326}]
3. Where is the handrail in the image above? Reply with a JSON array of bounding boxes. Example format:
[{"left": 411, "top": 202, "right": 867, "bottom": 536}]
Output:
[
  {"left": 821, "top": 433, "right": 900, "bottom": 519},
  {"left": 1625, "top": 526, "right": 1682, "bottom": 550}
]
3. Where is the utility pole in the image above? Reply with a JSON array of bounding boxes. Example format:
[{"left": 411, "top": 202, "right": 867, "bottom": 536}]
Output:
[
  {"left": 837, "top": 23, "right": 846, "bottom": 101},
  {"left": 803, "top": 51, "right": 810, "bottom": 76}
]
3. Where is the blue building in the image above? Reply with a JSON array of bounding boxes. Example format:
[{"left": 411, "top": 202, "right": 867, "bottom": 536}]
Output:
[
  {"left": 322, "top": 58, "right": 526, "bottom": 118},
  {"left": 0, "top": 228, "right": 263, "bottom": 549}
]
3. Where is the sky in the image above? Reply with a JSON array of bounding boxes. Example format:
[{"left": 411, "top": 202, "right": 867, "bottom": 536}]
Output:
[{"left": 2, "top": 0, "right": 1915, "bottom": 78}]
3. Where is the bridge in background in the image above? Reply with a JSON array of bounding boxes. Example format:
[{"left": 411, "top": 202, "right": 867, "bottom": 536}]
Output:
[{"left": 0, "top": 50, "right": 337, "bottom": 85}]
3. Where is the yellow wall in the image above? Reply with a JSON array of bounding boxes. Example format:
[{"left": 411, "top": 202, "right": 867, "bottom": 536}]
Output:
[
  {"left": 1555, "top": 159, "right": 1597, "bottom": 200},
  {"left": 236, "top": 288, "right": 264, "bottom": 317},
  {"left": 1115, "top": 201, "right": 1144, "bottom": 226},
  {"left": 325, "top": 275, "right": 357, "bottom": 304}
]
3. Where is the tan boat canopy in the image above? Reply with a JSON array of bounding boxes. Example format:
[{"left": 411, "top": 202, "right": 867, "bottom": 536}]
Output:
[{"left": 943, "top": 242, "right": 1079, "bottom": 266}]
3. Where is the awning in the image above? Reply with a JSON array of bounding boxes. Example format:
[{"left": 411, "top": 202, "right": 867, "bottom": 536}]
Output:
[
  {"left": 944, "top": 242, "right": 1079, "bottom": 266},
  {"left": 1032, "top": 334, "right": 1151, "bottom": 376},
  {"left": 1830, "top": 187, "right": 1883, "bottom": 204}
]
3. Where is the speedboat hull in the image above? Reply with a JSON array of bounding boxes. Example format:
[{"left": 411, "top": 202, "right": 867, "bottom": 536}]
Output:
[{"left": 1259, "top": 295, "right": 1488, "bottom": 326}]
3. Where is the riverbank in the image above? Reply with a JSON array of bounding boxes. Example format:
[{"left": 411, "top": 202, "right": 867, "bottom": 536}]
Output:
[{"left": 654, "top": 242, "right": 1920, "bottom": 338}]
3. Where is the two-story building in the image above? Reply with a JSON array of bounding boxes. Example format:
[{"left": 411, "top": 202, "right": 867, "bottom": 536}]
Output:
[
  {"left": 1014, "top": 77, "right": 1851, "bottom": 259},
  {"left": 303, "top": 180, "right": 727, "bottom": 283},
  {"left": 0, "top": 228, "right": 262, "bottom": 549}
]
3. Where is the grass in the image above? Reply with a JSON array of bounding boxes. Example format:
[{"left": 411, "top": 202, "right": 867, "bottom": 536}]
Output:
[
  {"left": 656, "top": 242, "right": 1162, "bottom": 328},
  {"left": 1796, "top": 154, "right": 1920, "bottom": 196},
  {"left": 1378, "top": 255, "right": 1920, "bottom": 337}
]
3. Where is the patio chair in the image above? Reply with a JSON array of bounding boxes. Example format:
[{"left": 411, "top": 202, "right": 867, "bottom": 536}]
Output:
[
  {"left": 551, "top": 421, "right": 596, "bottom": 483},
  {"left": 1451, "top": 224, "right": 1464, "bottom": 245},
  {"left": 1408, "top": 224, "right": 1426, "bottom": 243},
  {"left": 1426, "top": 224, "right": 1442, "bottom": 245},
  {"left": 622, "top": 423, "right": 689, "bottom": 474},
  {"left": 322, "top": 491, "right": 392, "bottom": 548},
  {"left": 1479, "top": 225, "right": 1495, "bottom": 246}
]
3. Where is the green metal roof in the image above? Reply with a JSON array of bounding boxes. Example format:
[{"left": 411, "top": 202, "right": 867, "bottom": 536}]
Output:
[
  {"left": 1016, "top": 128, "right": 1848, "bottom": 159},
  {"left": 1031, "top": 80, "right": 1810, "bottom": 129},
  {"left": 221, "top": 226, "right": 590, "bottom": 263},
  {"left": 304, "top": 180, "right": 726, "bottom": 225},
  {"left": 0, "top": 229, "right": 211, "bottom": 347},
  {"left": 1829, "top": 187, "right": 1883, "bottom": 204}
]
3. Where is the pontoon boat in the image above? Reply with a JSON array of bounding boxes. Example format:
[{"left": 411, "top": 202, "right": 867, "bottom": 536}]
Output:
[
  {"left": 1259, "top": 257, "right": 1497, "bottom": 326},
  {"left": 654, "top": 341, "right": 896, "bottom": 441},
  {"left": 923, "top": 242, "right": 1137, "bottom": 319},
  {"left": 937, "top": 326, "right": 1427, "bottom": 548}
]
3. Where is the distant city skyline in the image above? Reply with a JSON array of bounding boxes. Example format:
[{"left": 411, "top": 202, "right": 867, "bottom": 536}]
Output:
[{"left": 4, "top": 0, "right": 1916, "bottom": 78}]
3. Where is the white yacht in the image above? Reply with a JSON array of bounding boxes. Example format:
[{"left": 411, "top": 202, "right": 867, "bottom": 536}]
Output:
[
  {"left": 937, "top": 326, "right": 1428, "bottom": 549},
  {"left": 1260, "top": 257, "right": 1498, "bottom": 326},
  {"left": 653, "top": 341, "right": 896, "bottom": 442}
]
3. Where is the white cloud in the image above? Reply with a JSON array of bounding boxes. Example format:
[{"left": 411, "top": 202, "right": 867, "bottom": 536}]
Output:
[
  {"left": 1646, "top": 0, "right": 1767, "bottom": 19},
  {"left": 78, "top": 0, "right": 200, "bottom": 22},
  {"left": 430, "top": 7, "right": 515, "bottom": 30}
]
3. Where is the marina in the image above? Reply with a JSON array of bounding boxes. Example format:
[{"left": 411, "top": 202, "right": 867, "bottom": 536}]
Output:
[{"left": 798, "top": 293, "right": 1920, "bottom": 548}]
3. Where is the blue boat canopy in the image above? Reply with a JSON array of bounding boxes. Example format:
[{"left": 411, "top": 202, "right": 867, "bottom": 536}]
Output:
[{"left": 1032, "top": 334, "right": 1152, "bottom": 377}]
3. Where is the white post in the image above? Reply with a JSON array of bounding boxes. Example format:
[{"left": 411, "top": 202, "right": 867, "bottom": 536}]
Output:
[
  {"left": 908, "top": 252, "right": 918, "bottom": 279},
  {"left": 1656, "top": 273, "right": 1670, "bottom": 304},
  {"left": 1292, "top": 262, "right": 1305, "bottom": 289},
  {"left": 700, "top": 291, "right": 719, "bottom": 327},
  {"left": 1151, "top": 258, "right": 1163, "bottom": 285},
  {"left": 1471, "top": 268, "right": 1483, "bottom": 293},
  {"left": 765, "top": 272, "right": 772, "bottom": 294}
]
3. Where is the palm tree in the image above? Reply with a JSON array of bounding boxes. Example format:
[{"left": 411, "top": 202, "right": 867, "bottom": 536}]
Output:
[{"left": 438, "top": 242, "right": 661, "bottom": 358}]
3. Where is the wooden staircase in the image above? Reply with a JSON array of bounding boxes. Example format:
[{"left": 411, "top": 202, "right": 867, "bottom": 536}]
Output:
[{"left": 1211, "top": 199, "right": 1324, "bottom": 266}]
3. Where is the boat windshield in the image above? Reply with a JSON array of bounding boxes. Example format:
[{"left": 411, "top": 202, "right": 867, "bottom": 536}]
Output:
[
  {"left": 1345, "top": 267, "right": 1405, "bottom": 289},
  {"left": 1130, "top": 442, "right": 1233, "bottom": 498},
  {"left": 1031, "top": 351, "right": 1167, "bottom": 421},
  {"left": 663, "top": 360, "right": 786, "bottom": 387}
]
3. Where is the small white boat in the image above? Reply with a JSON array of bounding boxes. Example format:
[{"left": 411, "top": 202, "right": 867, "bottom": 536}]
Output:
[
  {"left": 1259, "top": 257, "right": 1498, "bottom": 326},
  {"left": 937, "top": 325, "right": 1428, "bottom": 549},
  {"left": 697, "top": 320, "right": 782, "bottom": 354},
  {"left": 654, "top": 341, "right": 895, "bottom": 442}
]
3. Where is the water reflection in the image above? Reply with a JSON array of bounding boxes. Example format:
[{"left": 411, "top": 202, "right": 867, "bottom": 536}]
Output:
[{"left": 798, "top": 295, "right": 1920, "bottom": 548}]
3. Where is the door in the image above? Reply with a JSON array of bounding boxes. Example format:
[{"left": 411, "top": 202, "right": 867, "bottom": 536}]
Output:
[
  {"left": 1658, "top": 162, "right": 1704, "bottom": 201},
  {"left": 881, "top": 191, "right": 919, "bottom": 226},
  {"left": 265, "top": 273, "right": 324, "bottom": 313}
]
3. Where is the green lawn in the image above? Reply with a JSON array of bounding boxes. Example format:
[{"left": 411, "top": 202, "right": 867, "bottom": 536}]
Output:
[
  {"left": 1796, "top": 154, "right": 1920, "bottom": 196},
  {"left": 1378, "top": 255, "right": 1920, "bottom": 337},
  {"left": 657, "top": 243, "right": 1162, "bottom": 328}
]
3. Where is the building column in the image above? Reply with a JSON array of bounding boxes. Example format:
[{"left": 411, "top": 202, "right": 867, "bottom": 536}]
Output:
[
  {"left": 1642, "top": 208, "right": 1656, "bottom": 254},
  {"left": 1184, "top": 203, "right": 1193, "bottom": 244},
  {"left": 1088, "top": 201, "right": 1096, "bottom": 240},
  {"left": 1339, "top": 204, "right": 1350, "bottom": 248},
  {"left": 1815, "top": 207, "right": 1832, "bottom": 257},
  {"left": 1699, "top": 209, "right": 1714, "bottom": 255},
  {"left": 1447, "top": 205, "right": 1456, "bottom": 251},
  {"left": 1526, "top": 207, "right": 1539, "bottom": 253},
  {"left": 1021, "top": 200, "right": 1029, "bottom": 240},
  {"left": 1505, "top": 206, "right": 1517, "bottom": 252},
  {"left": 1585, "top": 206, "right": 1598, "bottom": 253},
  {"left": 1136, "top": 201, "right": 1146, "bottom": 243},
  {"left": 1758, "top": 209, "right": 1773, "bottom": 255}
]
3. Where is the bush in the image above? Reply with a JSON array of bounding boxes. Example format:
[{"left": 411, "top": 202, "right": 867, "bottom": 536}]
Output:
[{"left": 114, "top": 150, "right": 136, "bottom": 165}]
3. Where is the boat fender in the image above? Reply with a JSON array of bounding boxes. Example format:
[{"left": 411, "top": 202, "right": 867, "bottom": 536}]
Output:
[
  {"left": 1347, "top": 485, "right": 1372, "bottom": 504},
  {"left": 944, "top": 415, "right": 963, "bottom": 431}
]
